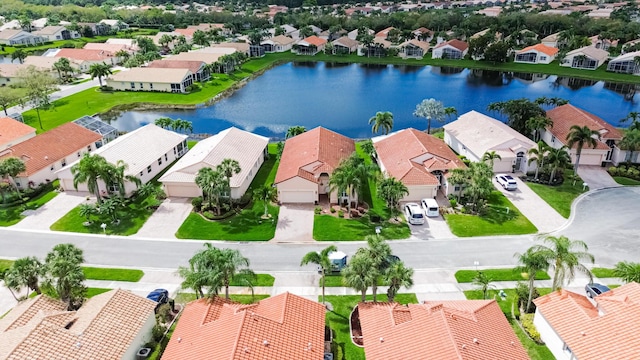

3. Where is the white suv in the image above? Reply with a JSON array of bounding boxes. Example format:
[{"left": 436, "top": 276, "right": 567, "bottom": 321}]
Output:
[
  {"left": 404, "top": 203, "right": 425, "bottom": 225},
  {"left": 496, "top": 174, "right": 517, "bottom": 191}
]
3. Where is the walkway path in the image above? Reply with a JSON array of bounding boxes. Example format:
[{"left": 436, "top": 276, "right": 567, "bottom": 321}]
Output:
[
  {"left": 11, "top": 191, "right": 89, "bottom": 231},
  {"left": 271, "top": 204, "right": 315, "bottom": 243},
  {"left": 136, "top": 198, "right": 193, "bottom": 239}
]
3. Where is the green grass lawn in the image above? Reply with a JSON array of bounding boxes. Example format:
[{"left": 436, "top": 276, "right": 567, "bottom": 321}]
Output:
[
  {"left": 455, "top": 268, "right": 550, "bottom": 283},
  {"left": 444, "top": 191, "right": 537, "bottom": 237},
  {"left": 86, "top": 287, "right": 112, "bottom": 298},
  {"left": 230, "top": 273, "right": 275, "bottom": 286},
  {"left": 313, "top": 215, "right": 411, "bottom": 241},
  {"left": 82, "top": 267, "right": 144, "bottom": 282},
  {"left": 324, "top": 294, "right": 418, "bottom": 360},
  {"left": 323, "top": 274, "right": 384, "bottom": 287},
  {"left": 174, "top": 293, "right": 269, "bottom": 304},
  {"left": 613, "top": 176, "right": 640, "bottom": 185},
  {"left": 526, "top": 170, "right": 588, "bottom": 218},
  {"left": 187, "top": 140, "right": 198, "bottom": 149},
  {"left": 592, "top": 267, "right": 617, "bottom": 278},
  {"left": 0, "top": 183, "right": 59, "bottom": 227},
  {"left": 0, "top": 259, "right": 13, "bottom": 272}
]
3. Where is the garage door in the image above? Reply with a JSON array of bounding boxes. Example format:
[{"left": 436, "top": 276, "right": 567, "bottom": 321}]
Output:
[
  {"left": 576, "top": 154, "right": 603, "bottom": 166},
  {"left": 279, "top": 191, "right": 316, "bottom": 203},
  {"left": 165, "top": 184, "right": 200, "bottom": 198}
]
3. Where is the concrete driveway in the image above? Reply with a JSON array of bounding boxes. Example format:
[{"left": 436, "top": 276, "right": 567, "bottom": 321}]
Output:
[
  {"left": 493, "top": 176, "right": 566, "bottom": 233},
  {"left": 410, "top": 215, "right": 455, "bottom": 240},
  {"left": 135, "top": 197, "right": 193, "bottom": 239},
  {"left": 11, "top": 191, "right": 89, "bottom": 231},
  {"left": 577, "top": 166, "right": 620, "bottom": 189},
  {"left": 272, "top": 204, "right": 315, "bottom": 243}
]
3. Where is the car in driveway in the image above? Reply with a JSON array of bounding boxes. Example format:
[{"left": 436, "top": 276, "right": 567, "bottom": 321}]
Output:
[
  {"left": 147, "top": 288, "right": 175, "bottom": 312},
  {"left": 404, "top": 203, "right": 425, "bottom": 225},
  {"left": 496, "top": 174, "right": 518, "bottom": 190},
  {"left": 585, "top": 283, "right": 610, "bottom": 299},
  {"left": 420, "top": 198, "right": 440, "bottom": 217}
]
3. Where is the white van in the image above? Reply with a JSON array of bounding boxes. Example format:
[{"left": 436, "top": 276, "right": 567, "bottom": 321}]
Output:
[
  {"left": 404, "top": 203, "right": 425, "bottom": 225},
  {"left": 421, "top": 198, "right": 440, "bottom": 217}
]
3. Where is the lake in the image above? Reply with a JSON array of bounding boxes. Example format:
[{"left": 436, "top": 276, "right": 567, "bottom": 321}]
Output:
[{"left": 103, "top": 62, "right": 640, "bottom": 139}]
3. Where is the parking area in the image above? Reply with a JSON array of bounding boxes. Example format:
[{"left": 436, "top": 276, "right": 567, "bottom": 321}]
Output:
[{"left": 403, "top": 199, "right": 455, "bottom": 240}]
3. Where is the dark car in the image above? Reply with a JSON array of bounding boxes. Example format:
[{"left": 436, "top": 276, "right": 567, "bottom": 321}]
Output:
[
  {"left": 147, "top": 288, "right": 174, "bottom": 312},
  {"left": 585, "top": 283, "right": 610, "bottom": 299}
]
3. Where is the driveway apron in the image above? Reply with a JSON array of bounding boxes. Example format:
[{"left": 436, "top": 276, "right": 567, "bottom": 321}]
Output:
[
  {"left": 11, "top": 191, "right": 88, "bottom": 231},
  {"left": 576, "top": 166, "right": 620, "bottom": 189},
  {"left": 135, "top": 197, "right": 193, "bottom": 239},
  {"left": 272, "top": 204, "right": 315, "bottom": 243}
]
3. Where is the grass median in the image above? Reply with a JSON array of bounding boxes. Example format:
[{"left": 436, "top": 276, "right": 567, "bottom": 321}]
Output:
[
  {"left": 82, "top": 267, "right": 144, "bottom": 282},
  {"left": 455, "top": 268, "right": 550, "bottom": 283}
]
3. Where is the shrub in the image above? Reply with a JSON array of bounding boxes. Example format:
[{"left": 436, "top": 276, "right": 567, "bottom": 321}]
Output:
[
  {"left": 203, "top": 210, "right": 216, "bottom": 219},
  {"left": 152, "top": 324, "right": 166, "bottom": 342},
  {"left": 314, "top": 206, "right": 321, "bottom": 215},
  {"left": 185, "top": 85, "right": 193, "bottom": 92},
  {"left": 350, "top": 209, "right": 360, "bottom": 218},
  {"left": 156, "top": 303, "right": 173, "bottom": 323},
  {"left": 330, "top": 207, "right": 336, "bottom": 213},
  {"left": 628, "top": 167, "right": 640, "bottom": 179},
  {"left": 191, "top": 196, "right": 203, "bottom": 211},
  {"left": 520, "top": 314, "right": 542, "bottom": 343},
  {"left": 608, "top": 167, "right": 618, "bottom": 176},
  {"left": 100, "top": 85, "right": 114, "bottom": 92},
  {"left": 338, "top": 210, "right": 344, "bottom": 218},
  {"left": 449, "top": 198, "right": 458, "bottom": 208}
]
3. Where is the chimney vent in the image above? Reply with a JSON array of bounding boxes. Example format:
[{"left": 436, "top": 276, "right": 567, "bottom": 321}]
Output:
[
  {"left": 379, "top": 337, "right": 384, "bottom": 343},
  {"left": 263, "top": 340, "right": 269, "bottom": 346},
  {"left": 473, "top": 338, "right": 479, "bottom": 344}
]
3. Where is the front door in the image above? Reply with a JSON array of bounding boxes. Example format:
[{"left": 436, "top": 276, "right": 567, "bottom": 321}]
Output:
[{"left": 515, "top": 152, "right": 524, "bottom": 172}]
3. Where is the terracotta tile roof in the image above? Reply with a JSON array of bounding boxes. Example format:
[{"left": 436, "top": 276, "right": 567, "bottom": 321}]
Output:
[
  {"left": 264, "top": 35, "right": 295, "bottom": 46},
  {"left": 534, "top": 283, "right": 640, "bottom": 360},
  {"left": 373, "top": 129, "right": 465, "bottom": 186},
  {"left": 275, "top": 127, "right": 355, "bottom": 184},
  {"left": 358, "top": 300, "right": 529, "bottom": 360},
  {"left": 517, "top": 43, "right": 559, "bottom": 56},
  {"left": 0, "top": 117, "right": 36, "bottom": 149},
  {"left": 400, "top": 39, "right": 430, "bottom": 51},
  {"left": 0, "top": 123, "right": 102, "bottom": 176},
  {"left": 546, "top": 104, "right": 621, "bottom": 150},
  {"left": 162, "top": 292, "right": 326, "bottom": 360},
  {"left": 435, "top": 39, "right": 469, "bottom": 51},
  {"left": 83, "top": 42, "right": 133, "bottom": 53},
  {"left": 332, "top": 36, "right": 359, "bottom": 49},
  {"left": 55, "top": 48, "right": 116, "bottom": 61},
  {"left": 300, "top": 35, "right": 327, "bottom": 47},
  {"left": 148, "top": 59, "right": 205, "bottom": 73},
  {"left": 375, "top": 26, "right": 395, "bottom": 37},
  {"left": 0, "top": 289, "right": 156, "bottom": 360},
  {"left": 175, "top": 28, "right": 197, "bottom": 37}
]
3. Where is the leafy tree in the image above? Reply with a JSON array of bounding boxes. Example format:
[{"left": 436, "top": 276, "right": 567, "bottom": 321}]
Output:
[
  {"left": 414, "top": 98, "right": 448, "bottom": 134},
  {"left": 285, "top": 126, "right": 306, "bottom": 139},
  {"left": 458, "top": 162, "right": 493, "bottom": 214},
  {"left": 217, "top": 248, "right": 255, "bottom": 300},
  {"left": 528, "top": 141, "right": 550, "bottom": 181},
  {"left": 300, "top": 245, "right": 338, "bottom": 304},
  {"left": 484, "top": 41, "right": 510, "bottom": 63},
  {"left": 299, "top": 26, "right": 315, "bottom": 38},
  {"left": 368, "top": 111, "right": 394, "bottom": 135},
  {"left": 159, "top": 33, "right": 174, "bottom": 49},
  {"left": 253, "top": 184, "right": 277, "bottom": 217},
  {"left": 514, "top": 248, "right": 549, "bottom": 312},
  {"left": 71, "top": 153, "right": 110, "bottom": 204},
  {"left": 154, "top": 117, "right": 173, "bottom": 129},
  {"left": 482, "top": 151, "right": 502, "bottom": 169},
  {"left": 526, "top": 115, "right": 553, "bottom": 142},
  {"left": 384, "top": 260, "right": 414, "bottom": 303},
  {"left": 4, "top": 257, "right": 44, "bottom": 296},
  {"left": 619, "top": 129, "right": 640, "bottom": 163},
  {"left": 329, "top": 153, "right": 375, "bottom": 214},
  {"left": 79, "top": 203, "right": 97, "bottom": 223},
  {"left": 16, "top": 66, "right": 58, "bottom": 130},
  {"left": 44, "top": 243, "right": 86, "bottom": 310},
  {"left": 53, "top": 57, "right": 74, "bottom": 82},
  {"left": 0, "top": 157, "right": 26, "bottom": 194},
  {"left": 342, "top": 251, "right": 375, "bottom": 302},
  {"left": 11, "top": 49, "right": 27, "bottom": 64},
  {"left": 134, "top": 36, "right": 158, "bottom": 55},
  {"left": 88, "top": 62, "right": 112, "bottom": 87},
  {"left": 98, "top": 195, "right": 125, "bottom": 223},
  {"left": 178, "top": 243, "right": 221, "bottom": 299},
  {"left": 620, "top": 111, "right": 640, "bottom": 131},
  {"left": 377, "top": 177, "right": 409, "bottom": 219},
  {"left": 473, "top": 271, "right": 495, "bottom": 300},
  {"left": 545, "top": 146, "right": 571, "bottom": 184},
  {"left": 533, "top": 235, "right": 594, "bottom": 290},
  {"left": 192, "top": 30, "right": 210, "bottom": 47},
  {"left": 566, "top": 125, "right": 599, "bottom": 174},
  {"left": 613, "top": 261, "right": 640, "bottom": 283},
  {"left": 0, "top": 87, "right": 22, "bottom": 116},
  {"left": 487, "top": 99, "right": 545, "bottom": 135}
]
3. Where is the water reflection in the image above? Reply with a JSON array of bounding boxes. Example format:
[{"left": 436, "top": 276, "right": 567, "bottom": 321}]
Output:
[
  {"left": 512, "top": 72, "right": 549, "bottom": 84},
  {"left": 466, "top": 69, "right": 513, "bottom": 87},
  {"left": 554, "top": 77, "right": 598, "bottom": 90},
  {"left": 431, "top": 66, "right": 464, "bottom": 75},
  {"left": 604, "top": 82, "right": 639, "bottom": 101}
]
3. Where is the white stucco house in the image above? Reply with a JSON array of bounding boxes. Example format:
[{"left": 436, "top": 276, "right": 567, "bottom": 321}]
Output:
[
  {"left": 514, "top": 44, "right": 559, "bottom": 64},
  {"left": 294, "top": 36, "right": 327, "bottom": 55},
  {"left": 159, "top": 127, "right": 268, "bottom": 199},
  {"left": 432, "top": 39, "right": 468, "bottom": 59},
  {"left": 373, "top": 128, "right": 466, "bottom": 201},
  {"left": 0, "top": 29, "right": 45, "bottom": 45},
  {"left": 444, "top": 111, "right": 538, "bottom": 173},
  {"left": 107, "top": 68, "right": 194, "bottom": 93},
  {"left": 607, "top": 50, "right": 640, "bottom": 75},
  {"left": 261, "top": 35, "right": 295, "bottom": 53},
  {"left": 32, "top": 25, "right": 80, "bottom": 41},
  {"left": 560, "top": 46, "right": 609, "bottom": 70}
]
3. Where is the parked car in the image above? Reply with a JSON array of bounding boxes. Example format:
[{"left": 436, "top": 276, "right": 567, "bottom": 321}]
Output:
[
  {"left": 496, "top": 174, "right": 517, "bottom": 190},
  {"left": 404, "top": 203, "right": 425, "bottom": 225},
  {"left": 147, "top": 288, "right": 175, "bottom": 312},
  {"left": 420, "top": 198, "right": 439, "bottom": 217},
  {"left": 585, "top": 283, "right": 610, "bottom": 299}
]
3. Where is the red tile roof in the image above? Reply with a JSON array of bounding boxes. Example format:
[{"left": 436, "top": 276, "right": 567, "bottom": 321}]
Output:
[
  {"left": 374, "top": 129, "right": 465, "bottom": 186},
  {"left": 534, "top": 283, "right": 640, "bottom": 360},
  {"left": 518, "top": 43, "right": 559, "bottom": 56},
  {"left": 546, "top": 104, "right": 621, "bottom": 150},
  {"left": 435, "top": 39, "right": 469, "bottom": 51},
  {"left": 375, "top": 26, "right": 395, "bottom": 37},
  {"left": 301, "top": 35, "right": 327, "bottom": 47},
  {"left": 174, "top": 28, "right": 197, "bottom": 37},
  {"left": 148, "top": 59, "right": 205, "bottom": 74},
  {"left": 0, "top": 117, "right": 36, "bottom": 149},
  {"left": 358, "top": 300, "right": 529, "bottom": 360},
  {"left": 275, "top": 127, "right": 355, "bottom": 184},
  {"left": 55, "top": 48, "right": 116, "bottom": 61},
  {"left": 162, "top": 293, "right": 326, "bottom": 360},
  {"left": 0, "top": 123, "right": 102, "bottom": 176}
]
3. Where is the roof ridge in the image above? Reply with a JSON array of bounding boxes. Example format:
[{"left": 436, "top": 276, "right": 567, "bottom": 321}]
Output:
[
  {"left": 437, "top": 306, "right": 463, "bottom": 359},
  {"left": 71, "top": 289, "right": 118, "bottom": 335}
]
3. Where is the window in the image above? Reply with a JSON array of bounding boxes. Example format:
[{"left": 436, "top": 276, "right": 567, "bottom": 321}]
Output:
[
  {"left": 150, "top": 83, "right": 154, "bottom": 90},
  {"left": 139, "top": 82, "right": 143, "bottom": 89},
  {"left": 130, "top": 82, "right": 135, "bottom": 89},
  {"left": 15, "top": 181, "right": 21, "bottom": 188},
  {"left": 140, "top": 171, "right": 143, "bottom": 177},
  {"left": 50, "top": 164, "right": 55, "bottom": 171},
  {"left": 61, "top": 159, "right": 66, "bottom": 167},
  {"left": 563, "top": 343, "right": 572, "bottom": 356},
  {"left": 77, "top": 152, "right": 81, "bottom": 157},
  {"left": 164, "top": 154, "right": 168, "bottom": 161},
  {"left": 173, "top": 147, "right": 177, "bottom": 155},
  {"left": 158, "top": 157, "right": 162, "bottom": 166},
  {"left": 147, "top": 165, "right": 152, "bottom": 173},
  {"left": 540, "top": 56, "right": 547, "bottom": 61},
  {"left": 87, "top": 145, "right": 92, "bottom": 152},
  {"left": 551, "top": 136, "right": 556, "bottom": 143},
  {"left": 108, "top": 183, "right": 119, "bottom": 193}
]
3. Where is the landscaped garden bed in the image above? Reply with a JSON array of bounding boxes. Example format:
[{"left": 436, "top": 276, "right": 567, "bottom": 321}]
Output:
[{"left": 0, "top": 181, "right": 60, "bottom": 227}]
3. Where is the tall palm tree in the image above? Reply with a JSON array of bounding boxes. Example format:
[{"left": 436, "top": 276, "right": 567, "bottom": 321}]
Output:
[
  {"left": 526, "top": 115, "right": 553, "bottom": 142},
  {"left": 384, "top": 261, "right": 414, "bottom": 303},
  {"left": 414, "top": 98, "right": 446, "bottom": 134},
  {"left": 88, "top": 62, "right": 112, "bottom": 87},
  {"left": 514, "top": 247, "right": 549, "bottom": 312},
  {"left": 613, "top": 261, "right": 640, "bottom": 283},
  {"left": 300, "top": 245, "right": 338, "bottom": 304},
  {"left": 0, "top": 157, "right": 26, "bottom": 194},
  {"left": 285, "top": 126, "right": 306, "bottom": 139},
  {"left": 105, "top": 160, "right": 141, "bottom": 196},
  {"left": 482, "top": 151, "right": 502, "bottom": 170},
  {"left": 546, "top": 146, "right": 571, "bottom": 184},
  {"left": 217, "top": 158, "right": 241, "bottom": 200},
  {"left": 195, "top": 167, "right": 227, "bottom": 215},
  {"left": 533, "top": 235, "right": 594, "bottom": 290},
  {"left": 3, "top": 257, "right": 44, "bottom": 296},
  {"left": 360, "top": 235, "right": 391, "bottom": 302},
  {"left": 44, "top": 243, "right": 86, "bottom": 310},
  {"left": 566, "top": 125, "right": 600, "bottom": 174},
  {"left": 217, "top": 248, "right": 254, "bottom": 300},
  {"left": 621, "top": 111, "right": 640, "bottom": 131},
  {"left": 377, "top": 177, "right": 409, "bottom": 219},
  {"left": 619, "top": 129, "right": 640, "bottom": 163},
  {"left": 329, "top": 164, "right": 358, "bottom": 215},
  {"left": 71, "top": 153, "right": 110, "bottom": 203},
  {"left": 253, "top": 184, "right": 277, "bottom": 217},
  {"left": 444, "top": 106, "right": 458, "bottom": 120},
  {"left": 368, "top": 111, "right": 394, "bottom": 135},
  {"left": 192, "top": 30, "right": 210, "bottom": 47},
  {"left": 154, "top": 117, "right": 173, "bottom": 129},
  {"left": 53, "top": 57, "right": 73, "bottom": 82},
  {"left": 528, "top": 141, "right": 550, "bottom": 181},
  {"left": 342, "top": 251, "right": 375, "bottom": 302}
]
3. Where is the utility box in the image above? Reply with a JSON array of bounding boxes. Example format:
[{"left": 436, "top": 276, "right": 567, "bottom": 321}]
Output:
[{"left": 136, "top": 347, "right": 151, "bottom": 360}]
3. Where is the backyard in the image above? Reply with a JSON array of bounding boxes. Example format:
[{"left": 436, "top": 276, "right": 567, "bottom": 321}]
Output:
[{"left": 526, "top": 170, "right": 588, "bottom": 218}]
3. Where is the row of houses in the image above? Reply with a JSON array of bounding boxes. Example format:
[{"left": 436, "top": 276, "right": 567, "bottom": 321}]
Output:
[{"left": 0, "top": 19, "right": 127, "bottom": 45}]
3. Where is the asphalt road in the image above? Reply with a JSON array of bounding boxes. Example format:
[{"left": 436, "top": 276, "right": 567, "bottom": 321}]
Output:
[{"left": 0, "top": 187, "right": 638, "bottom": 272}]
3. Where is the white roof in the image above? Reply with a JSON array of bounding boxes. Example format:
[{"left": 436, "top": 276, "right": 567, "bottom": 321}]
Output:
[
  {"left": 58, "top": 124, "right": 187, "bottom": 177},
  {"left": 328, "top": 251, "right": 347, "bottom": 260},
  {"left": 193, "top": 47, "right": 237, "bottom": 55},
  {"left": 105, "top": 38, "right": 136, "bottom": 46},
  {"left": 0, "top": 20, "right": 21, "bottom": 31},
  {"left": 566, "top": 46, "right": 609, "bottom": 63},
  {"left": 609, "top": 50, "right": 640, "bottom": 63},
  {"left": 159, "top": 127, "right": 268, "bottom": 188},
  {"left": 444, "top": 111, "right": 536, "bottom": 158}
]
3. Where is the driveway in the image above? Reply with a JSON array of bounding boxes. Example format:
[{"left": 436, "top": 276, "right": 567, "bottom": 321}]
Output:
[
  {"left": 272, "top": 204, "right": 315, "bottom": 243},
  {"left": 410, "top": 215, "right": 455, "bottom": 240},
  {"left": 576, "top": 166, "right": 620, "bottom": 189},
  {"left": 11, "top": 191, "right": 89, "bottom": 231},
  {"left": 493, "top": 176, "right": 566, "bottom": 233},
  {"left": 135, "top": 197, "right": 193, "bottom": 239}
]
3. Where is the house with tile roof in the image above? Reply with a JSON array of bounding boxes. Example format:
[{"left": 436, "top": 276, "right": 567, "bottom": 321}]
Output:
[
  {"left": 533, "top": 282, "right": 640, "bottom": 360},
  {"left": 106, "top": 68, "right": 194, "bottom": 93},
  {"left": 606, "top": 50, "right": 640, "bottom": 75},
  {"left": 209, "top": 42, "right": 251, "bottom": 55},
  {"left": 0, "top": 289, "right": 156, "bottom": 360},
  {"left": 0, "top": 29, "right": 45, "bottom": 45},
  {"left": 261, "top": 35, "right": 295, "bottom": 53},
  {"left": 162, "top": 292, "right": 327, "bottom": 360},
  {"left": 399, "top": 39, "right": 430, "bottom": 59},
  {"left": 0, "top": 117, "right": 36, "bottom": 151},
  {"left": 373, "top": 128, "right": 465, "bottom": 200},
  {"left": 0, "top": 123, "right": 102, "bottom": 189},
  {"left": 332, "top": 36, "right": 359, "bottom": 54},
  {"left": 560, "top": 46, "right": 609, "bottom": 70},
  {"left": 541, "top": 104, "right": 624, "bottom": 166},
  {"left": 375, "top": 26, "right": 395, "bottom": 39},
  {"left": 57, "top": 124, "right": 187, "bottom": 197},
  {"left": 32, "top": 25, "right": 80, "bottom": 41},
  {"left": 0, "top": 63, "right": 58, "bottom": 87},
  {"left": 357, "top": 300, "right": 529, "bottom": 360},
  {"left": 432, "top": 39, "right": 469, "bottom": 59},
  {"left": 147, "top": 59, "right": 210, "bottom": 82},
  {"left": 412, "top": 27, "right": 433, "bottom": 42},
  {"left": 514, "top": 44, "right": 559, "bottom": 64},
  {"left": 160, "top": 127, "right": 268, "bottom": 198},
  {"left": 167, "top": 50, "right": 225, "bottom": 64},
  {"left": 541, "top": 32, "right": 562, "bottom": 48},
  {"left": 294, "top": 36, "right": 327, "bottom": 55},
  {"left": 444, "top": 111, "right": 538, "bottom": 173},
  {"left": 52, "top": 48, "right": 118, "bottom": 72},
  {"left": 275, "top": 127, "right": 355, "bottom": 203},
  {"left": 99, "top": 19, "right": 129, "bottom": 30}
]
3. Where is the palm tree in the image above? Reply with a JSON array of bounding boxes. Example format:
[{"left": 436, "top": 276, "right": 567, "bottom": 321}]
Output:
[
  {"left": 546, "top": 146, "right": 571, "bottom": 184},
  {"left": 368, "top": 111, "right": 394, "bottom": 135},
  {"left": 533, "top": 235, "right": 594, "bottom": 290},
  {"left": 621, "top": 111, "right": 640, "bottom": 131},
  {"left": 384, "top": 261, "right": 414, "bottom": 302},
  {"left": 487, "top": 99, "right": 546, "bottom": 135},
  {"left": 178, "top": 243, "right": 223, "bottom": 299},
  {"left": 3, "top": 257, "right": 44, "bottom": 296},
  {"left": 619, "top": 129, "right": 640, "bottom": 163},
  {"left": 444, "top": 106, "right": 458, "bottom": 120},
  {"left": 342, "top": 251, "right": 375, "bottom": 302},
  {"left": 195, "top": 167, "right": 227, "bottom": 215},
  {"left": 377, "top": 177, "right": 409, "bottom": 219},
  {"left": 414, "top": 98, "right": 446, "bottom": 134},
  {"left": 154, "top": 117, "right": 173, "bottom": 129},
  {"left": 53, "top": 57, "right": 73, "bottom": 82},
  {"left": 360, "top": 235, "right": 391, "bottom": 302},
  {"left": 285, "top": 126, "right": 306, "bottom": 139},
  {"left": 217, "top": 248, "right": 254, "bottom": 300},
  {"left": 566, "top": 125, "right": 600, "bottom": 174},
  {"left": 613, "top": 261, "right": 640, "bottom": 283},
  {"left": 217, "top": 158, "right": 241, "bottom": 201},
  {"left": 526, "top": 115, "right": 553, "bottom": 142},
  {"left": 44, "top": 243, "right": 86, "bottom": 310},
  {"left": 253, "top": 184, "right": 277, "bottom": 217},
  {"left": 115, "top": 49, "right": 130, "bottom": 63},
  {"left": 528, "top": 141, "right": 550, "bottom": 181},
  {"left": 78, "top": 203, "right": 97, "bottom": 224},
  {"left": 473, "top": 271, "right": 495, "bottom": 300},
  {"left": 105, "top": 160, "right": 141, "bottom": 197},
  {"left": 88, "top": 62, "right": 112, "bottom": 87},
  {"left": 0, "top": 157, "right": 26, "bottom": 194},
  {"left": 71, "top": 153, "right": 110, "bottom": 203},
  {"left": 482, "top": 151, "right": 502, "bottom": 170},
  {"left": 159, "top": 33, "right": 174, "bottom": 49},
  {"left": 514, "top": 247, "right": 549, "bottom": 312},
  {"left": 11, "top": 49, "right": 27, "bottom": 64},
  {"left": 300, "top": 245, "right": 338, "bottom": 304}
]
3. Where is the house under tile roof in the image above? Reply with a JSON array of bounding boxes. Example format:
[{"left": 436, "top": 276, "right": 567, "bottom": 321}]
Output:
[
  {"left": 545, "top": 104, "right": 621, "bottom": 150},
  {"left": 517, "top": 43, "right": 559, "bottom": 56},
  {"left": 357, "top": 300, "right": 529, "bottom": 360},
  {"left": 0, "top": 117, "right": 36, "bottom": 150},
  {"left": 299, "top": 35, "right": 327, "bottom": 47},
  {"left": 435, "top": 39, "right": 469, "bottom": 51},
  {"left": 0, "top": 289, "right": 156, "bottom": 360},
  {"left": 162, "top": 292, "right": 326, "bottom": 360},
  {"left": 109, "top": 67, "right": 192, "bottom": 83},
  {"left": 147, "top": 59, "right": 206, "bottom": 74},
  {"left": 263, "top": 34, "right": 295, "bottom": 45},
  {"left": 55, "top": 48, "right": 116, "bottom": 61},
  {"left": 373, "top": 128, "right": 465, "bottom": 186}
]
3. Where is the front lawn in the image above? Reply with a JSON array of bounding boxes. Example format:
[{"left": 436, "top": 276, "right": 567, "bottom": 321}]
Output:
[
  {"left": 0, "top": 183, "right": 59, "bottom": 227},
  {"left": 614, "top": 176, "right": 640, "bottom": 185},
  {"left": 444, "top": 191, "right": 537, "bottom": 237},
  {"left": 324, "top": 294, "right": 418, "bottom": 360},
  {"left": 86, "top": 288, "right": 112, "bottom": 298},
  {"left": 0, "top": 259, "right": 13, "bottom": 272},
  {"left": 82, "top": 267, "right": 144, "bottom": 282},
  {"left": 455, "top": 268, "right": 550, "bottom": 283},
  {"left": 591, "top": 267, "right": 617, "bottom": 278},
  {"left": 313, "top": 215, "right": 411, "bottom": 241},
  {"left": 526, "top": 170, "right": 588, "bottom": 218},
  {"left": 230, "top": 273, "right": 275, "bottom": 286}
]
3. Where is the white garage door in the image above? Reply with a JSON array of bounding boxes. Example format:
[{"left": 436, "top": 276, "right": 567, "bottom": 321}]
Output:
[
  {"left": 577, "top": 154, "right": 603, "bottom": 166},
  {"left": 279, "top": 191, "right": 316, "bottom": 203},
  {"left": 165, "top": 184, "right": 200, "bottom": 198}
]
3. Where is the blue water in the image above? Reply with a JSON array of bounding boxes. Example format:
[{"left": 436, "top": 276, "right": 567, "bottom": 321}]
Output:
[{"left": 104, "top": 62, "right": 640, "bottom": 138}]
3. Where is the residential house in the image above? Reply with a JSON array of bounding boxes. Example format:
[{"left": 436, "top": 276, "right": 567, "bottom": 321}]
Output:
[
  {"left": 83, "top": 42, "right": 137, "bottom": 57},
  {"left": 77, "top": 22, "right": 110, "bottom": 36},
  {"left": 622, "top": 38, "right": 640, "bottom": 53},
  {"left": 30, "top": 18, "right": 49, "bottom": 30},
  {"left": 294, "top": 36, "right": 327, "bottom": 55},
  {"left": 533, "top": 282, "right": 640, "bottom": 360},
  {"left": 0, "top": 29, "right": 44, "bottom": 45},
  {"left": 444, "top": 111, "right": 538, "bottom": 173},
  {"left": 587, "top": 8, "right": 614, "bottom": 18},
  {"left": 167, "top": 51, "right": 224, "bottom": 64},
  {"left": 0, "top": 20, "right": 21, "bottom": 31},
  {"left": 99, "top": 19, "right": 129, "bottom": 31},
  {"left": 148, "top": 59, "right": 210, "bottom": 82},
  {"left": 560, "top": 46, "right": 609, "bottom": 70},
  {"left": 399, "top": 39, "right": 430, "bottom": 59},
  {"left": 275, "top": 127, "right": 355, "bottom": 203},
  {"left": 188, "top": 23, "right": 228, "bottom": 35},
  {"left": 107, "top": 68, "right": 194, "bottom": 93},
  {"left": 162, "top": 292, "right": 326, "bottom": 360},
  {"left": 23, "top": 55, "right": 65, "bottom": 71},
  {"left": 160, "top": 127, "right": 268, "bottom": 198},
  {"left": 32, "top": 25, "right": 80, "bottom": 41},
  {"left": 373, "top": 128, "right": 465, "bottom": 200},
  {"left": 332, "top": 36, "right": 359, "bottom": 54},
  {"left": 514, "top": 44, "right": 559, "bottom": 64},
  {"left": 357, "top": 300, "right": 529, "bottom": 360},
  {"left": 174, "top": 28, "right": 197, "bottom": 39},
  {"left": 607, "top": 51, "right": 640, "bottom": 75},
  {"left": 261, "top": 35, "right": 295, "bottom": 53},
  {"left": 541, "top": 32, "right": 561, "bottom": 48},
  {"left": 72, "top": 115, "right": 119, "bottom": 144},
  {"left": 0, "top": 64, "right": 33, "bottom": 86},
  {"left": 359, "top": 37, "right": 392, "bottom": 57},
  {"left": 541, "top": 104, "right": 624, "bottom": 166},
  {"left": 477, "top": 6, "right": 503, "bottom": 16},
  {"left": 57, "top": 124, "right": 188, "bottom": 196},
  {"left": 0, "top": 289, "right": 156, "bottom": 360},
  {"left": 412, "top": 27, "right": 433, "bottom": 42},
  {"left": 209, "top": 42, "right": 250, "bottom": 56},
  {"left": 432, "top": 39, "right": 469, "bottom": 59},
  {"left": 0, "top": 123, "right": 102, "bottom": 189},
  {"left": 52, "top": 48, "right": 118, "bottom": 72},
  {"left": 0, "top": 117, "right": 36, "bottom": 151},
  {"left": 347, "top": 28, "right": 373, "bottom": 41},
  {"left": 375, "top": 26, "right": 395, "bottom": 39}
]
